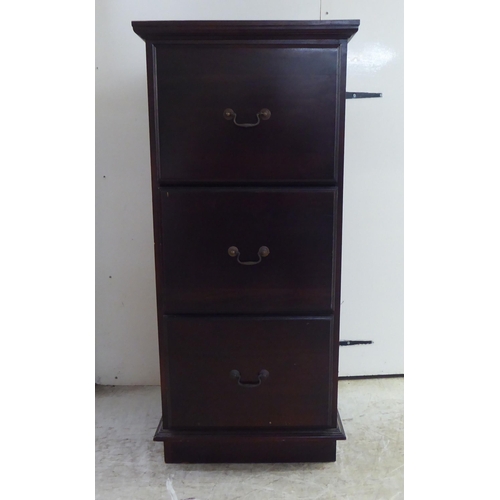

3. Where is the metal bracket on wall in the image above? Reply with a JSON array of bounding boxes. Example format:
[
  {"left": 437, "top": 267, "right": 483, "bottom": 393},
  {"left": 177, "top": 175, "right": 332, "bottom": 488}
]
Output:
[
  {"left": 346, "top": 92, "right": 382, "bottom": 99},
  {"left": 340, "top": 340, "right": 373, "bottom": 346}
]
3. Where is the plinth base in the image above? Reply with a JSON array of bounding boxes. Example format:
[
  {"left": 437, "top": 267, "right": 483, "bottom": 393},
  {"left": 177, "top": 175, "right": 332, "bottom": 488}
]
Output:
[{"left": 153, "top": 412, "right": 346, "bottom": 463}]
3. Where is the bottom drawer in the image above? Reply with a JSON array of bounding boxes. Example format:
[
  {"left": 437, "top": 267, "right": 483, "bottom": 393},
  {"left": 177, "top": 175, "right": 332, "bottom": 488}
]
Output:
[{"left": 161, "top": 316, "right": 335, "bottom": 429}]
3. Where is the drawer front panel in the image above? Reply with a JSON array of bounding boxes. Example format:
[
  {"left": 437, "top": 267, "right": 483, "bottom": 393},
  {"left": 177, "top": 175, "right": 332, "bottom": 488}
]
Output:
[
  {"left": 163, "top": 317, "right": 333, "bottom": 429},
  {"left": 155, "top": 45, "right": 341, "bottom": 184},
  {"left": 159, "top": 188, "right": 336, "bottom": 314}
]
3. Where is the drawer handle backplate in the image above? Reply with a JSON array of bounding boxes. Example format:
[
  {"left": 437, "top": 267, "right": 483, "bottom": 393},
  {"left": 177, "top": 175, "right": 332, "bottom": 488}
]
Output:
[
  {"left": 228, "top": 246, "right": 270, "bottom": 265},
  {"left": 230, "top": 369, "right": 269, "bottom": 388},
  {"left": 223, "top": 108, "right": 271, "bottom": 128}
]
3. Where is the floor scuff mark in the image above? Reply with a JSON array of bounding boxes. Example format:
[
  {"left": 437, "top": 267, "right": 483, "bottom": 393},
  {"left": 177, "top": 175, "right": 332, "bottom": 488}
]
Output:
[
  {"left": 166, "top": 477, "right": 179, "bottom": 500},
  {"left": 167, "top": 479, "right": 202, "bottom": 500}
]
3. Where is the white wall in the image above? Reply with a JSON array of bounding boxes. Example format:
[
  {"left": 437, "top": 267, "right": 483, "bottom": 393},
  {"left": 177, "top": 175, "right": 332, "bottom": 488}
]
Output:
[
  {"left": 325, "top": 0, "right": 404, "bottom": 376},
  {"left": 96, "top": 0, "right": 403, "bottom": 384}
]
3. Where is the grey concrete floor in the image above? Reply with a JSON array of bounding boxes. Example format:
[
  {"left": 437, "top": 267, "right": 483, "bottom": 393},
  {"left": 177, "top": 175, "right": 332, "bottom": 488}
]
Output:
[{"left": 96, "top": 378, "right": 403, "bottom": 500}]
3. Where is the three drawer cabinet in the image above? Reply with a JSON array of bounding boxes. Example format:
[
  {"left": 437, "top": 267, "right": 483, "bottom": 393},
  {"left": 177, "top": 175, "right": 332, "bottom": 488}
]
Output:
[{"left": 132, "top": 20, "right": 359, "bottom": 463}]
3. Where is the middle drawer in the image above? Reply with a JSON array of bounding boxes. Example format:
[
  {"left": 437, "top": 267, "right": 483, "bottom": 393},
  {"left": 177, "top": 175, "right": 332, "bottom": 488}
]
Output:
[{"left": 159, "top": 188, "right": 337, "bottom": 314}]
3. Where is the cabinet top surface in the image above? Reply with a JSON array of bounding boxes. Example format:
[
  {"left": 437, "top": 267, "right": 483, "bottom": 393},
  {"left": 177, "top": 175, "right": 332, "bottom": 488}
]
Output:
[{"left": 132, "top": 20, "right": 360, "bottom": 42}]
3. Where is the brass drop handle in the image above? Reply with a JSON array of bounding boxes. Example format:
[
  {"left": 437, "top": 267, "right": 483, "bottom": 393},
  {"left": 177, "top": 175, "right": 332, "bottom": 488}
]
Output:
[
  {"left": 230, "top": 369, "right": 269, "bottom": 388},
  {"left": 228, "top": 246, "right": 270, "bottom": 265},
  {"left": 223, "top": 108, "right": 271, "bottom": 128}
]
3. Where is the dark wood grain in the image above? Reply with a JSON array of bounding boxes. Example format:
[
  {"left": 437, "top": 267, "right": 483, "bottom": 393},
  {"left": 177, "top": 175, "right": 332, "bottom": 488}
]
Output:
[
  {"left": 162, "top": 316, "right": 334, "bottom": 429},
  {"left": 330, "top": 42, "right": 349, "bottom": 419},
  {"left": 155, "top": 45, "right": 340, "bottom": 184},
  {"left": 154, "top": 413, "right": 346, "bottom": 463},
  {"left": 159, "top": 188, "right": 337, "bottom": 314},
  {"left": 132, "top": 20, "right": 360, "bottom": 42},
  {"left": 133, "top": 20, "right": 358, "bottom": 463}
]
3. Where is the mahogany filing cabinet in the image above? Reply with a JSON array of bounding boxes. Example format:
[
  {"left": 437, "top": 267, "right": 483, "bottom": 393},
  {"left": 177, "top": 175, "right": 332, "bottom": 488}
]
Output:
[{"left": 132, "top": 20, "right": 359, "bottom": 463}]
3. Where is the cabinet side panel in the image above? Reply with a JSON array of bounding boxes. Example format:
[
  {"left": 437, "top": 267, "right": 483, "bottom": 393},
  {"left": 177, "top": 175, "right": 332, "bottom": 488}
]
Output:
[
  {"left": 145, "top": 42, "right": 169, "bottom": 426},
  {"left": 331, "top": 41, "right": 349, "bottom": 419}
]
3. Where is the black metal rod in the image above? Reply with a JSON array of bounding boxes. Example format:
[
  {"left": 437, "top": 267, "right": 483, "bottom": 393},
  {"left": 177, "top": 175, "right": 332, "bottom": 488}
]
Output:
[
  {"left": 340, "top": 340, "right": 373, "bottom": 346},
  {"left": 346, "top": 92, "right": 382, "bottom": 99}
]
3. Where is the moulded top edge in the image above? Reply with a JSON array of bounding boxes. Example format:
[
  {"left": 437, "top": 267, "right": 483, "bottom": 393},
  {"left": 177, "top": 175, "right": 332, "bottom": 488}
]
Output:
[{"left": 131, "top": 20, "right": 360, "bottom": 43}]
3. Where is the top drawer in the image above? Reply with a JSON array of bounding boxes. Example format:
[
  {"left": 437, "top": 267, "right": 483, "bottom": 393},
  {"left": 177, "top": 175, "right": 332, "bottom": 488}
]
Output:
[{"left": 154, "top": 44, "right": 344, "bottom": 184}]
